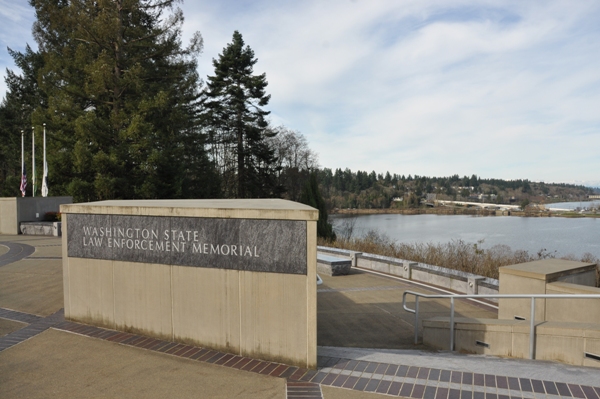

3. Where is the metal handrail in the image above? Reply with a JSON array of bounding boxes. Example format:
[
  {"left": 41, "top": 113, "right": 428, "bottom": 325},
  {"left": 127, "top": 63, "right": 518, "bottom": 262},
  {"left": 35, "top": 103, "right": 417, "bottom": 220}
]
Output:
[{"left": 402, "top": 291, "right": 600, "bottom": 359}]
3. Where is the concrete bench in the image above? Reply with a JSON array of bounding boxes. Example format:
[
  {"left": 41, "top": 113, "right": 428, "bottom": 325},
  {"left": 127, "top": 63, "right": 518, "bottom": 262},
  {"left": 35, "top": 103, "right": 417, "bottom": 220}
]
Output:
[
  {"left": 20, "top": 221, "right": 62, "bottom": 236},
  {"left": 317, "top": 254, "right": 351, "bottom": 276}
]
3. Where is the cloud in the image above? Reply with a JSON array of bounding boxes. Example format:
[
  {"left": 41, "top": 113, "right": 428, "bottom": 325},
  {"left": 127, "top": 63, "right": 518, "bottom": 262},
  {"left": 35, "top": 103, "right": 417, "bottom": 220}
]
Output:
[
  {"left": 0, "top": 1, "right": 38, "bottom": 99},
  {"left": 2, "top": 0, "right": 600, "bottom": 185}
]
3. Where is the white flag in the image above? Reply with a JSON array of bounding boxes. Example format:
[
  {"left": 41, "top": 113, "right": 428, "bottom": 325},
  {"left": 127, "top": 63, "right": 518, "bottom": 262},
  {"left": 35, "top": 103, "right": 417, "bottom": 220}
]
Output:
[{"left": 41, "top": 160, "right": 48, "bottom": 197}]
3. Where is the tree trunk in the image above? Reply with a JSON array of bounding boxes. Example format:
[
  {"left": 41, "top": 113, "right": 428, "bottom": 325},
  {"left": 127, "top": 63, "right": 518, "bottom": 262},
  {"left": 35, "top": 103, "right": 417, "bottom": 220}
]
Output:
[{"left": 237, "top": 125, "right": 245, "bottom": 198}]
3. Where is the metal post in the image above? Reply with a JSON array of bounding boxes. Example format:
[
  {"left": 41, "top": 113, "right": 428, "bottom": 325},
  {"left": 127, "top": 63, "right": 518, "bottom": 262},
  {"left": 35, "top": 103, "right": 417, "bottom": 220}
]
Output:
[
  {"left": 414, "top": 296, "right": 419, "bottom": 344},
  {"left": 42, "top": 123, "right": 47, "bottom": 197},
  {"left": 450, "top": 297, "right": 455, "bottom": 351},
  {"left": 529, "top": 297, "right": 535, "bottom": 359},
  {"left": 31, "top": 127, "right": 35, "bottom": 197},
  {"left": 21, "top": 131, "right": 24, "bottom": 197}
]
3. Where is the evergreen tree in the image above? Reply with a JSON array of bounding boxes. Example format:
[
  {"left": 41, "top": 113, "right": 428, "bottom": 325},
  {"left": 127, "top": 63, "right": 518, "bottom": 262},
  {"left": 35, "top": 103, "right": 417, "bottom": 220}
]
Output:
[
  {"left": 22, "top": 0, "right": 217, "bottom": 201},
  {"left": 300, "top": 172, "right": 335, "bottom": 241},
  {"left": 0, "top": 45, "right": 45, "bottom": 196},
  {"left": 202, "top": 31, "right": 282, "bottom": 198}
]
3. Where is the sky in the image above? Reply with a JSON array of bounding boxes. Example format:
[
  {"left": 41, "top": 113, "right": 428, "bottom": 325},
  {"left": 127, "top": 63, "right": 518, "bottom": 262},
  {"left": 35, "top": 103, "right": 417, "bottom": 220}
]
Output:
[{"left": 1, "top": 0, "right": 599, "bottom": 187}]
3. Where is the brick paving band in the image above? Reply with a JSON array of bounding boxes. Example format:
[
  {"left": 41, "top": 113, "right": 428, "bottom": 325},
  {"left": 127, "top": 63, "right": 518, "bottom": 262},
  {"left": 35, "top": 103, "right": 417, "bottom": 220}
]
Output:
[
  {"left": 0, "top": 242, "right": 36, "bottom": 267},
  {"left": 0, "top": 308, "right": 64, "bottom": 352},
  {"left": 50, "top": 318, "right": 600, "bottom": 398},
  {"left": 2, "top": 307, "right": 599, "bottom": 398}
]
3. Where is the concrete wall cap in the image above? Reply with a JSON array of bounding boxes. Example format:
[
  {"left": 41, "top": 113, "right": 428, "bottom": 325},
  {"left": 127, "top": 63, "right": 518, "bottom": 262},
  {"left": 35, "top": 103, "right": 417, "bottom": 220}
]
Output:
[
  {"left": 317, "top": 254, "right": 351, "bottom": 266},
  {"left": 60, "top": 199, "right": 318, "bottom": 220},
  {"left": 499, "top": 259, "right": 597, "bottom": 281},
  {"left": 316, "top": 246, "right": 352, "bottom": 257},
  {"left": 546, "top": 281, "right": 600, "bottom": 295}
]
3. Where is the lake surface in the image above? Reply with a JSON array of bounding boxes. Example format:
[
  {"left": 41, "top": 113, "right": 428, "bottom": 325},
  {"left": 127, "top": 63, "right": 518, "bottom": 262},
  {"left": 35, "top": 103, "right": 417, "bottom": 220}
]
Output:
[
  {"left": 330, "top": 211, "right": 600, "bottom": 260},
  {"left": 546, "top": 200, "right": 600, "bottom": 210}
]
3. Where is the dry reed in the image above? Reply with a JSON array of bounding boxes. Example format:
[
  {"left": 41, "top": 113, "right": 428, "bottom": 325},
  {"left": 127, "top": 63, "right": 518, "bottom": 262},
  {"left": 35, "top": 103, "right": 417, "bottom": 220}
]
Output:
[{"left": 319, "top": 230, "right": 600, "bottom": 281}]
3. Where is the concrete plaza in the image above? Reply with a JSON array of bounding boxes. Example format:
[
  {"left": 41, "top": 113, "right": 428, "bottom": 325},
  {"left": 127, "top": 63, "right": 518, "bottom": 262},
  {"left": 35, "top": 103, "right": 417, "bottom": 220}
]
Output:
[{"left": 1, "top": 235, "right": 599, "bottom": 398}]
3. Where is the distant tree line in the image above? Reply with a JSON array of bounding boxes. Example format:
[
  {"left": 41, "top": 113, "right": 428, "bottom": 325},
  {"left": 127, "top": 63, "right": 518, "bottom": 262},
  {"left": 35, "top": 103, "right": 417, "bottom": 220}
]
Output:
[{"left": 316, "top": 168, "right": 593, "bottom": 210}]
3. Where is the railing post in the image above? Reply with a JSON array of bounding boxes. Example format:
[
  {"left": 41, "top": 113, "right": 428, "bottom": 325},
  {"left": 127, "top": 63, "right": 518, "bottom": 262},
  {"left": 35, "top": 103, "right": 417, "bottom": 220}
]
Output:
[
  {"left": 529, "top": 297, "right": 535, "bottom": 360},
  {"left": 450, "top": 297, "right": 455, "bottom": 351},
  {"left": 414, "top": 296, "right": 419, "bottom": 344}
]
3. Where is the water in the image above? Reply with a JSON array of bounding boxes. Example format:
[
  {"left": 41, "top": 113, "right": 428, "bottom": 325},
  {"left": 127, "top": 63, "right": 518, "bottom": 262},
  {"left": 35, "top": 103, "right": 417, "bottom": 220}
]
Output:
[
  {"left": 546, "top": 200, "right": 600, "bottom": 210},
  {"left": 330, "top": 210, "right": 600, "bottom": 260}
]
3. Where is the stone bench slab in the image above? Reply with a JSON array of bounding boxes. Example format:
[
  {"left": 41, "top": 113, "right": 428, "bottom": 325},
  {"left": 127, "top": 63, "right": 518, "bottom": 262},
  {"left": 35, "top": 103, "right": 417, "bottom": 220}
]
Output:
[
  {"left": 317, "top": 254, "right": 351, "bottom": 276},
  {"left": 20, "top": 222, "right": 62, "bottom": 236}
]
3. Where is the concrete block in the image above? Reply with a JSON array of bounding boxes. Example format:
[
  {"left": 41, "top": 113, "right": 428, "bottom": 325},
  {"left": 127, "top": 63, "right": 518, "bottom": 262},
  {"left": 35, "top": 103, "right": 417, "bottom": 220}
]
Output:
[
  {"left": 369, "top": 261, "right": 390, "bottom": 274},
  {"left": 422, "top": 317, "right": 451, "bottom": 349},
  {"left": 64, "top": 257, "right": 115, "bottom": 329},
  {"left": 545, "top": 283, "right": 600, "bottom": 323},
  {"left": 455, "top": 328, "right": 513, "bottom": 357},
  {"left": 305, "top": 220, "right": 317, "bottom": 369},
  {"left": 583, "top": 339, "right": 600, "bottom": 368},
  {"left": 0, "top": 198, "right": 18, "bottom": 234},
  {"left": 53, "top": 222, "right": 62, "bottom": 236},
  {"left": 356, "top": 257, "right": 371, "bottom": 270},
  {"left": 498, "top": 273, "right": 546, "bottom": 321},
  {"left": 536, "top": 332, "right": 584, "bottom": 366},
  {"left": 412, "top": 269, "right": 451, "bottom": 288},
  {"left": 62, "top": 199, "right": 318, "bottom": 369},
  {"left": 423, "top": 317, "right": 517, "bottom": 355},
  {"left": 449, "top": 277, "right": 468, "bottom": 293},
  {"left": 389, "top": 264, "right": 405, "bottom": 278},
  {"left": 172, "top": 266, "right": 240, "bottom": 351},
  {"left": 404, "top": 262, "right": 416, "bottom": 279},
  {"left": 317, "top": 254, "right": 351, "bottom": 276},
  {"left": 20, "top": 222, "right": 54, "bottom": 236},
  {"left": 113, "top": 261, "right": 173, "bottom": 340},
  {"left": 349, "top": 251, "right": 362, "bottom": 267},
  {"left": 556, "top": 270, "right": 596, "bottom": 286},
  {"left": 499, "top": 259, "right": 597, "bottom": 282},
  {"left": 478, "top": 285, "right": 500, "bottom": 300},
  {"left": 239, "top": 271, "right": 309, "bottom": 366},
  {"left": 511, "top": 329, "right": 531, "bottom": 359},
  {"left": 62, "top": 215, "right": 71, "bottom": 318},
  {"left": 584, "top": 326, "right": 600, "bottom": 339}
]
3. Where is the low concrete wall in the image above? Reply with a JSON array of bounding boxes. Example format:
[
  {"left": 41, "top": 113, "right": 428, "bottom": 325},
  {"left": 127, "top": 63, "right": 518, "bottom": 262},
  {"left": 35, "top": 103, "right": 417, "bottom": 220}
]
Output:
[
  {"left": 498, "top": 259, "right": 598, "bottom": 322},
  {"left": 545, "top": 282, "right": 600, "bottom": 323},
  {"left": 63, "top": 199, "right": 318, "bottom": 368},
  {"left": 0, "top": 196, "right": 72, "bottom": 235},
  {"left": 317, "top": 246, "right": 499, "bottom": 298},
  {"left": 423, "top": 317, "right": 600, "bottom": 368},
  {"left": 0, "top": 198, "right": 18, "bottom": 235}
]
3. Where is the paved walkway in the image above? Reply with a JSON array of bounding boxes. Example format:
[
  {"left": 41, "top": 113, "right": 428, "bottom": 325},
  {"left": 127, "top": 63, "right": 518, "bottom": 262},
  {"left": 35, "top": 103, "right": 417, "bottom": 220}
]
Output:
[
  {"left": 0, "top": 241, "right": 35, "bottom": 266},
  {"left": 1, "top": 235, "right": 599, "bottom": 398},
  {"left": 2, "top": 306, "right": 598, "bottom": 398}
]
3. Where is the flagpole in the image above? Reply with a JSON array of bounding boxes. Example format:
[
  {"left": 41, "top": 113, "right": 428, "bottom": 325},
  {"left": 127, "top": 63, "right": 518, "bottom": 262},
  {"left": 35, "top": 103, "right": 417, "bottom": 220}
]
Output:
[
  {"left": 32, "top": 126, "right": 36, "bottom": 197},
  {"left": 21, "top": 130, "right": 24, "bottom": 197},
  {"left": 42, "top": 123, "right": 48, "bottom": 197}
]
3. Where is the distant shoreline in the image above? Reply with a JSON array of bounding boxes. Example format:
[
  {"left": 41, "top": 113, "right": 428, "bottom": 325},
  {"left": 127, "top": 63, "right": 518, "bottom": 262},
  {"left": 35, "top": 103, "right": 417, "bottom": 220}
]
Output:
[{"left": 330, "top": 207, "right": 600, "bottom": 218}]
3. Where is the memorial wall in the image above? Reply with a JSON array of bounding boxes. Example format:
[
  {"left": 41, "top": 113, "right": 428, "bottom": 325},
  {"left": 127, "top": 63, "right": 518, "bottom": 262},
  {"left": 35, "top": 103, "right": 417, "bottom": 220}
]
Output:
[{"left": 62, "top": 199, "right": 318, "bottom": 368}]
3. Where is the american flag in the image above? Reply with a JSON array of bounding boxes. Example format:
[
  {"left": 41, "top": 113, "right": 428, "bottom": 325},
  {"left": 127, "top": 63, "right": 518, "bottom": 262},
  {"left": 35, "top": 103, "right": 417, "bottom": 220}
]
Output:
[{"left": 20, "top": 163, "right": 27, "bottom": 197}]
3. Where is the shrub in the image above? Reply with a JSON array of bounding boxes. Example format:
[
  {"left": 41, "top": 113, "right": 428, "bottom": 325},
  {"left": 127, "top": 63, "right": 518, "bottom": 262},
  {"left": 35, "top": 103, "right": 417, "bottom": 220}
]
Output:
[{"left": 43, "top": 212, "right": 61, "bottom": 222}]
